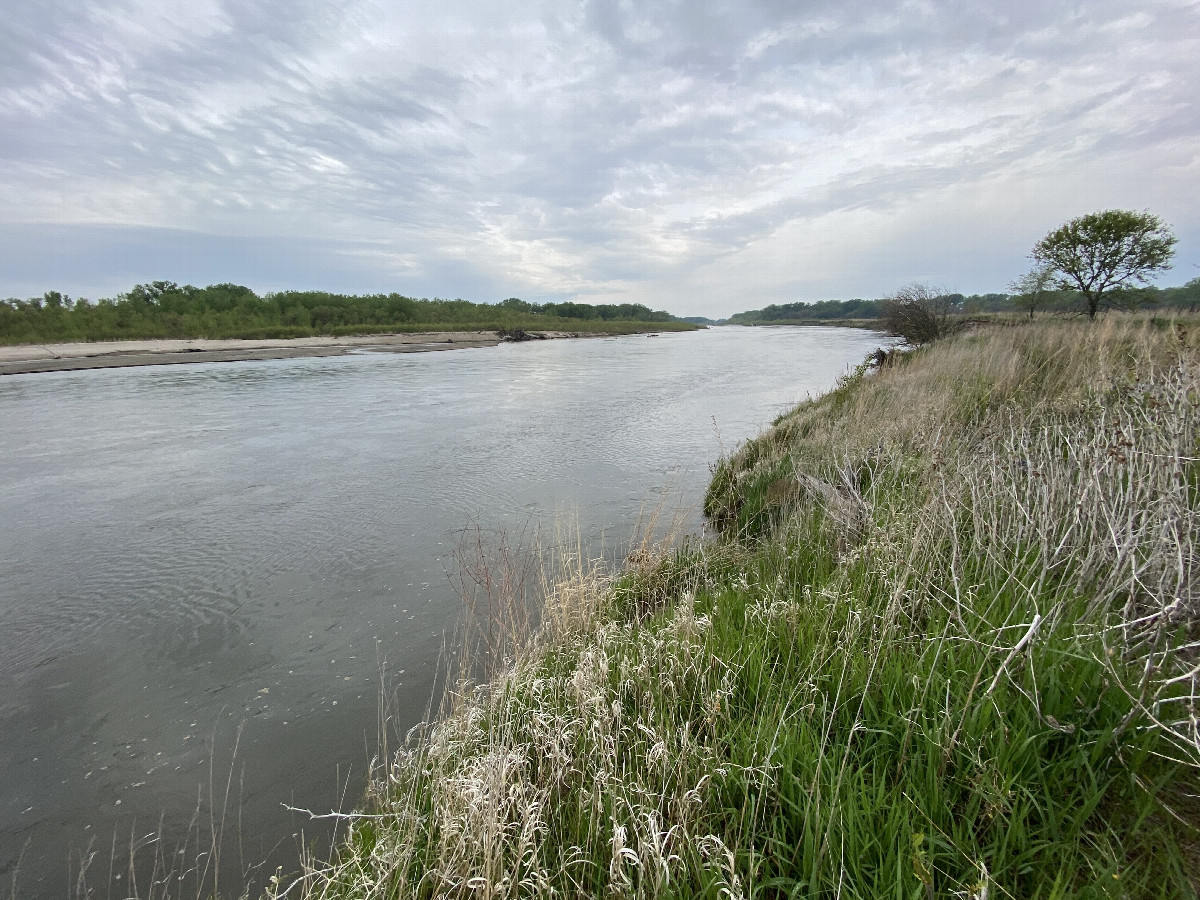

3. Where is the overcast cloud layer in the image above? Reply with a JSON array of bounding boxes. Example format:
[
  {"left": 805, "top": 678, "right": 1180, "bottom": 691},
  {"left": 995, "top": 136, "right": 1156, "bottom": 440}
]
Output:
[{"left": 1, "top": 0, "right": 1197, "bottom": 316}]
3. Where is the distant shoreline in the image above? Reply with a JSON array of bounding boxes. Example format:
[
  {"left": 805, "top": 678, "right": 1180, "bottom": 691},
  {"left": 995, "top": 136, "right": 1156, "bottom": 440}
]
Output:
[
  {"left": 0, "top": 331, "right": 609, "bottom": 375},
  {"left": 729, "top": 318, "right": 881, "bottom": 329}
]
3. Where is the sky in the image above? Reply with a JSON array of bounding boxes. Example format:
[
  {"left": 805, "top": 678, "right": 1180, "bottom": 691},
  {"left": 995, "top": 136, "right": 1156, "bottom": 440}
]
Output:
[{"left": 1, "top": 0, "right": 1197, "bottom": 319}]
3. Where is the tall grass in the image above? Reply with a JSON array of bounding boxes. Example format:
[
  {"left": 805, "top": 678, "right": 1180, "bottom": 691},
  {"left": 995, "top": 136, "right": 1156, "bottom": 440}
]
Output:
[
  {"left": 45, "top": 728, "right": 290, "bottom": 900},
  {"left": 300, "top": 315, "right": 1200, "bottom": 898}
]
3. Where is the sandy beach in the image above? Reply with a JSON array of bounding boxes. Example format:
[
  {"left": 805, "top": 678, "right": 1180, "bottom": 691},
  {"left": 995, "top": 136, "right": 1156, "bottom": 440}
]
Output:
[{"left": 0, "top": 331, "right": 577, "bottom": 375}]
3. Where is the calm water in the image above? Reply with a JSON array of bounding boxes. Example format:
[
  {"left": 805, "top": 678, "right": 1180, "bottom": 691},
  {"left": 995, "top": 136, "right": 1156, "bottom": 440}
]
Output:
[{"left": 0, "top": 326, "right": 883, "bottom": 897}]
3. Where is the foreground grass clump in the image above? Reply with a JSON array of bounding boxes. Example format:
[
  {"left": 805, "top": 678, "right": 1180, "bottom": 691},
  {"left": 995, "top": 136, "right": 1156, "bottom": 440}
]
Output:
[{"left": 302, "top": 316, "right": 1200, "bottom": 899}]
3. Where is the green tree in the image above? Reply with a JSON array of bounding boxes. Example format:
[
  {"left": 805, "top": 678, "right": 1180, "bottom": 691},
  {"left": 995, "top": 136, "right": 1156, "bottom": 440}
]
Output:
[
  {"left": 1009, "top": 262, "right": 1055, "bottom": 320},
  {"left": 1159, "top": 276, "right": 1200, "bottom": 313},
  {"left": 1032, "top": 210, "right": 1176, "bottom": 320}
]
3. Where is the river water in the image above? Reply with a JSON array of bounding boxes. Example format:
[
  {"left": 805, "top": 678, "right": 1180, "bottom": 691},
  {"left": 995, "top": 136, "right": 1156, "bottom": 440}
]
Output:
[{"left": 0, "top": 326, "right": 883, "bottom": 897}]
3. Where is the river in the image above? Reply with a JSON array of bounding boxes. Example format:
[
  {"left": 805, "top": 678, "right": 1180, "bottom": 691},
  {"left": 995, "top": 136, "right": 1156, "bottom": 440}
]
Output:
[{"left": 0, "top": 325, "right": 884, "bottom": 898}]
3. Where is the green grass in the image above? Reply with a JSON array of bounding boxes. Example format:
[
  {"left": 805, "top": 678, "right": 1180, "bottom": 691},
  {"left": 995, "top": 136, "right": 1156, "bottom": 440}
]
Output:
[{"left": 297, "top": 314, "right": 1200, "bottom": 899}]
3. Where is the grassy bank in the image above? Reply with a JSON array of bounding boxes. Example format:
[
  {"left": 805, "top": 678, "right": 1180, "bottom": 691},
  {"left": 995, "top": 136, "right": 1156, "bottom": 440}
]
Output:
[{"left": 300, "top": 316, "right": 1200, "bottom": 898}]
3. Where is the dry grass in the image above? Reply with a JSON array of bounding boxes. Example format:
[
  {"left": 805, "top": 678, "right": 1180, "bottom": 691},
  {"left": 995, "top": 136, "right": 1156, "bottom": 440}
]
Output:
[{"left": 50, "top": 728, "right": 287, "bottom": 900}]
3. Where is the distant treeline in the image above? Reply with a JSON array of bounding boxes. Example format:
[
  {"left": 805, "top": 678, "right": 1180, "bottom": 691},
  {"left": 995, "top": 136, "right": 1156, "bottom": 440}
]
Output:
[
  {"left": 728, "top": 280, "right": 1200, "bottom": 325},
  {"left": 728, "top": 298, "right": 883, "bottom": 324},
  {"left": 0, "top": 282, "right": 690, "bottom": 345}
]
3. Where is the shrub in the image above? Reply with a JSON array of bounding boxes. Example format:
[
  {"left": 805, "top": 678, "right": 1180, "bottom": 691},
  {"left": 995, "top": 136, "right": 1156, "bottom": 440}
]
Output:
[{"left": 879, "top": 283, "right": 960, "bottom": 345}]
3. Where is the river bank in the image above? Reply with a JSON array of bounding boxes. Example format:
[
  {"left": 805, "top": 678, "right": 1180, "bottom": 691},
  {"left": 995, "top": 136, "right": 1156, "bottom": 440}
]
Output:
[
  {"left": 0, "top": 330, "right": 617, "bottom": 375},
  {"left": 302, "top": 316, "right": 1200, "bottom": 898}
]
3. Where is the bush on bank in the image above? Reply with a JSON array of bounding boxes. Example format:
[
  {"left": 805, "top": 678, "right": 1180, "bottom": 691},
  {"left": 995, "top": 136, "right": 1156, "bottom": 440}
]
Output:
[{"left": 299, "top": 316, "right": 1200, "bottom": 899}]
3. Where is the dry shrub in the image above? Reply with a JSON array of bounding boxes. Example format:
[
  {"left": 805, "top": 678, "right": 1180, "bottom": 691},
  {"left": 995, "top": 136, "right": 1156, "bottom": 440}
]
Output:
[
  {"left": 449, "top": 519, "right": 543, "bottom": 683},
  {"left": 448, "top": 500, "right": 692, "bottom": 686},
  {"left": 879, "top": 283, "right": 961, "bottom": 345}
]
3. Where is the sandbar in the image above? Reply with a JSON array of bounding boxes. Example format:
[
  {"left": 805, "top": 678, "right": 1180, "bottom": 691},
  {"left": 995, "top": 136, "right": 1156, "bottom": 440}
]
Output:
[{"left": 0, "top": 332, "right": 583, "bottom": 375}]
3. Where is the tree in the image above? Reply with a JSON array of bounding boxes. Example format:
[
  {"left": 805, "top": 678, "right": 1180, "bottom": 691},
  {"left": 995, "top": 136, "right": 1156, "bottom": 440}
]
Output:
[
  {"left": 1032, "top": 210, "right": 1176, "bottom": 320},
  {"left": 1009, "top": 262, "right": 1055, "bottom": 320},
  {"left": 1159, "top": 276, "right": 1200, "bottom": 313},
  {"left": 879, "top": 283, "right": 960, "bottom": 345}
]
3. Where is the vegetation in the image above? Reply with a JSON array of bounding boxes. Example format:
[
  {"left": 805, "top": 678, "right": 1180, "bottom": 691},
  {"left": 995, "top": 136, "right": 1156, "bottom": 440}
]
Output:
[
  {"left": 1165, "top": 278, "right": 1200, "bottom": 313},
  {"left": 1033, "top": 210, "right": 1178, "bottom": 320},
  {"left": 296, "top": 315, "right": 1200, "bottom": 898},
  {"left": 727, "top": 298, "right": 883, "bottom": 325},
  {"left": 1009, "top": 262, "right": 1056, "bottom": 320},
  {"left": 0, "top": 283, "right": 692, "bottom": 346},
  {"left": 878, "top": 283, "right": 962, "bottom": 345},
  {"left": 725, "top": 212, "right": 1193, "bottom": 328},
  {"left": 729, "top": 284, "right": 1200, "bottom": 328}
]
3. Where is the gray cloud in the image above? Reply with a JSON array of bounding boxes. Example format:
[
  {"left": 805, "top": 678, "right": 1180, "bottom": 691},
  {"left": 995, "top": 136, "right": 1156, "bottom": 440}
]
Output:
[{"left": 1, "top": 0, "right": 1197, "bottom": 316}]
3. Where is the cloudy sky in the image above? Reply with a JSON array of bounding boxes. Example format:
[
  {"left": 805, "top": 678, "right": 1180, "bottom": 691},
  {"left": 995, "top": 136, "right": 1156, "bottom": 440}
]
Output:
[{"left": 1, "top": 0, "right": 1197, "bottom": 317}]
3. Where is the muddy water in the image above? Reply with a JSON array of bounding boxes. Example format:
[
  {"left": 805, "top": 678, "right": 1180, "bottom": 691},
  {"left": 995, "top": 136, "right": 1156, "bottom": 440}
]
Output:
[{"left": 0, "top": 326, "right": 884, "bottom": 897}]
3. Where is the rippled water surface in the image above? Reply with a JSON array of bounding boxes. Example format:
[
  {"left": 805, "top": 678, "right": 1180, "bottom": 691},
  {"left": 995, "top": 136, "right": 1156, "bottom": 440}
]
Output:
[{"left": 0, "top": 326, "right": 884, "bottom": 896}]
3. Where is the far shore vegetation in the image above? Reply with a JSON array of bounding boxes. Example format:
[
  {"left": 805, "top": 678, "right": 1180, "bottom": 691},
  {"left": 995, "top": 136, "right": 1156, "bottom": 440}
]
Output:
[
  {"left": 0, "top": 283, "right": 694, "bottom": 346},
  {"left": 727, "top": 276, "right": 1200, "bottom": 326},
  {"left": 734, "top": 210, "right": 1192, "bottom": 330}
]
